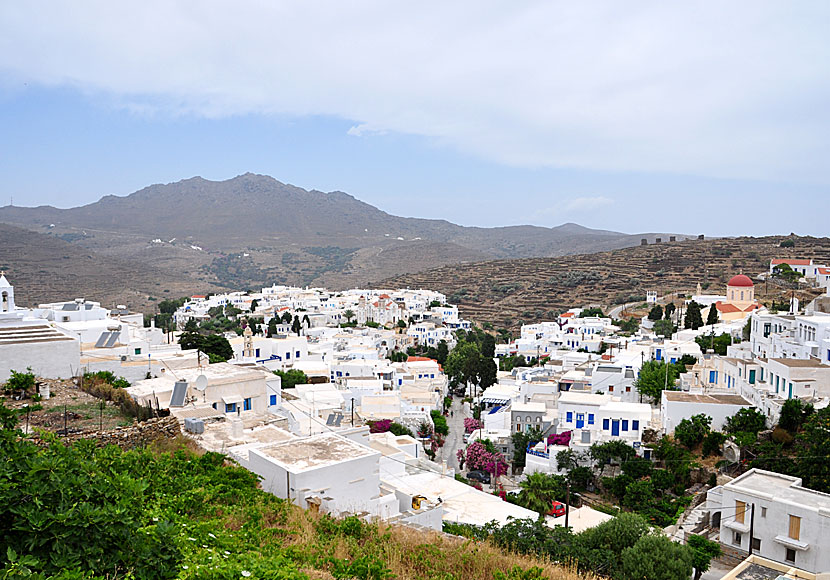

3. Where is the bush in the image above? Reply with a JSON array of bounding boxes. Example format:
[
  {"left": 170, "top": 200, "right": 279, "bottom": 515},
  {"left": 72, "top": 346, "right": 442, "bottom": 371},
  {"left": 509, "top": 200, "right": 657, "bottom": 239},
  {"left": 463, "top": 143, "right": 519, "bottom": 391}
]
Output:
[
  {"left": 725, "top": 408, "right": 766, "bottom": 435},
  {"left": 674, "top": 414, "right": 711, "bottom": 449},
  {"left": 3, "top": 369, "right": 36, "bottom": 395},
  {"left": 430, "top": 410, "right": 449, "bottom": 436},
  {"left": 772, "top": 427, "right": 794, "bottom": 446}
]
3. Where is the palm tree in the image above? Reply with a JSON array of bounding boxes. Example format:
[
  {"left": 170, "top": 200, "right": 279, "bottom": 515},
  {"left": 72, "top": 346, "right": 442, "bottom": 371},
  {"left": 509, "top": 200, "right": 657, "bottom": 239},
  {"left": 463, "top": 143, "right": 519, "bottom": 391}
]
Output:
[
  {"left": 344, "top": 309, "right": 355, "bottom": 324},
  {"left": 518, "top": 472, "right": 565, "bottom": 517}
]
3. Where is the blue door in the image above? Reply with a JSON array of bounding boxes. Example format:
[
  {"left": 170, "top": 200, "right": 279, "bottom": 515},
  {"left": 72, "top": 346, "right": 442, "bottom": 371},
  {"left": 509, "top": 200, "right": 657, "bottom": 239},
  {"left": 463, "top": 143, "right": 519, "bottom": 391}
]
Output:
[
  {"left": 611, "top": 420, "right": 620, "bottom": 436},
  {"left": 576, "top": 414, "right": 585, "bottom": 428}
]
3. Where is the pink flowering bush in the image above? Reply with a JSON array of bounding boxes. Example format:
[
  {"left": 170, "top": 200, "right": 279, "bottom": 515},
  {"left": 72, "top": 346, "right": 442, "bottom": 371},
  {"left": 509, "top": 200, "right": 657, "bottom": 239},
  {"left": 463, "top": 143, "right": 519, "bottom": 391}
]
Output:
[
  {"left": 548, "top": 431, "right": 572, "bottom": 446},
  {"left": 458, "top": 441, "right": 508, "bottom": 477},
  {"left": 464, "top": 418, "right": 483, "bottom": 434},
  {"left": 368, "top": 419, "right": 392, "bottom": 434}
]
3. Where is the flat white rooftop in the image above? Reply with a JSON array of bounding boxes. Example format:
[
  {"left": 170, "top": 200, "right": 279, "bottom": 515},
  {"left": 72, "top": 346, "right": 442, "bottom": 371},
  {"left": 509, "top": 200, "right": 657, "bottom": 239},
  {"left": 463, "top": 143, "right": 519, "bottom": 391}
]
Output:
[
  {"left": 255, "top": 432, "right": 378, "bottom": 472},
  {"left": 726, "top": 469, "right": 830, "bottom": 513}
]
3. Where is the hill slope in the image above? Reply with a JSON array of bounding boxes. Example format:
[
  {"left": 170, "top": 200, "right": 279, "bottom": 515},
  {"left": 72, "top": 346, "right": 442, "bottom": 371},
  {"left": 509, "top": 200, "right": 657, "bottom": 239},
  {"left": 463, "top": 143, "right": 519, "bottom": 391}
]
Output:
[
  {"left": 383, "top": 235, "right": 830, "bottom": 329},
  {"left": 0, "top": 173, "right": 678, "bottom": 289},
  {"left": 0, "top": 223, "right": 219, "bottom": 310}
]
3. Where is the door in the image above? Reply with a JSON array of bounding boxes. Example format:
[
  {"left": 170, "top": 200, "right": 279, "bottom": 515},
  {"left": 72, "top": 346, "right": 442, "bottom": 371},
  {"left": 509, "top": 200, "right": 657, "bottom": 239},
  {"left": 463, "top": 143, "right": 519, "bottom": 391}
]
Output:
[
  {"left": 576, "top": 413, "right": 585, "bottom": 428},
  {"left": 611, "top": 419, "right": 620, "bottom": 436}
]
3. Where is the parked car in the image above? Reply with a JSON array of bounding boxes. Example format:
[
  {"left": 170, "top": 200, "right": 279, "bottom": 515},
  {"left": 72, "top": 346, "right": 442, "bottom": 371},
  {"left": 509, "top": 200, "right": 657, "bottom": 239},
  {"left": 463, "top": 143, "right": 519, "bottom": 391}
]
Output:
[
  {"left": 548, "top": 501, "right": 566, "bottom": 518},
  {"left": 467, "top": 470, "right": 491, "bottom": 484}
]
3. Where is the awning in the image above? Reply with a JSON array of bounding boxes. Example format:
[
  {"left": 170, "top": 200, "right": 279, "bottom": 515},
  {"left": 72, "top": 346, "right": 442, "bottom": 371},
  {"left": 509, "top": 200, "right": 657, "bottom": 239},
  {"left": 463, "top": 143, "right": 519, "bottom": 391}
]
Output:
[
  {"left": 482, "top": 397, "right": 511, "bottom": 404},
  {"left": 221, "top": 395, "right": 244, "bottom": 405}
]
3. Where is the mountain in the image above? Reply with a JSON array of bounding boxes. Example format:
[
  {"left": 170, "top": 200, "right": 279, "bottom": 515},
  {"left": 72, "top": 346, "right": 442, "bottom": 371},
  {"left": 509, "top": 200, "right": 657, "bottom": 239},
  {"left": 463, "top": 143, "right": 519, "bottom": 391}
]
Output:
[
  {"left": 0, "top": 223, "right": 220, "bottom": 311},
  {"left": 0, "top": 173, "right": 679, "bottom": 289}
]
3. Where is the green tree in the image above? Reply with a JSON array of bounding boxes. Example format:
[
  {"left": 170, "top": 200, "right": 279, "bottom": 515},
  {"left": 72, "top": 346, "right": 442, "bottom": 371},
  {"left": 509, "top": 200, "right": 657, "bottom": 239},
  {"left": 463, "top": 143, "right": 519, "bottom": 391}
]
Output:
[
  {"left": 652, "top": 319, "right": 674, "bottom": 338},
  {"left": 621, "top": 456, "right": 653, "bottom": 480},
  {"left": 621, "top": 534, "right": 693, "bottom": 580},
  {"left": 772, "top": 263, "right": 802, "bottom": 283},
  {"left": 249, "top": 298, "right": 259, "bottom": 312},
  {"left": 179, "top": 332, "right": 233, "bottom": 362},
  {"left": 701, "top": 431, "right": 727, "bottom": 457},
  {"left": 706, "top": 304, "right": 719, "bottom": 326},
  {"left": 291, "top": 315, "right": 302, "bottom": 335},
  {"left": 274, "top": 369, "right": 309, "bottom": 389},
  {"left": 778, "top": 398, "right": 814, "bottom": 433},
  {"left": 648, "top": 305, "right": 664, "bottom": 321},
  {"left": 436, "top": 340, "right": 449, "bottom": 365},
  {"left": 664, "top": 303, "right": 676, "bottom": 319},
  {"left": 674, "top": 414, "right": 712, "bottom": 450},
  {"left": 623, "top": 479, "right": 655, "bottom": 510},
  {"left": 590, "top": 440, "right": 636, "bottom": 468},
  {"left": 695, "top": 332, "right": 732, "bottom": 356},
  {"left": 517, "top": 472, "right": 566, "bottom": 516},
  {"left": 478, "top": 356, "right": 498, "bottom": 391},
  {"left": 343, "top": 309, "right": 355, "bottom": 323},
  {"left": 724, "top": 408, "right": 766, "bottom": 435},
  {"left": 183, "top": 318, "right": 199, "bottom": 333},
  {"left": 634, "top": 360, "right": 679, "bottom": 403},
  {"left": 511, "top": 427, "right": 543, "bottom": 470},
  {"left": 687, "top": 534, "right": 722, "bottom": 580},
  {"left": 795, "top": 406, "right": 830, "bottom": 492},
  {"left": 684, "top": 301, "right": 704, "bottom": 330},
  {"left": 444, "top": 341, "right": 481, "bottom": 391},
  {"left": 579, "top": 307, "right": 605, "bottom": 318},
  {"left": 267, "top": 317, "right": 279, "bottom": 337},
  {"left": 481, "top": 333, "right": 496, "bottom": 358},
  {"left": 281, "top": 311, "right": 293, "bottom": 324}
]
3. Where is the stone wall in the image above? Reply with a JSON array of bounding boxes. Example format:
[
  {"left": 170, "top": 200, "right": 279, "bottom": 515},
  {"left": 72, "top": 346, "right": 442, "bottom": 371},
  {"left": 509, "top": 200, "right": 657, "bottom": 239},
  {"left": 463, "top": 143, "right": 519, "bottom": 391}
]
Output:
[{"left": 38, "top": 416, "right": 181, "bottom": 449}]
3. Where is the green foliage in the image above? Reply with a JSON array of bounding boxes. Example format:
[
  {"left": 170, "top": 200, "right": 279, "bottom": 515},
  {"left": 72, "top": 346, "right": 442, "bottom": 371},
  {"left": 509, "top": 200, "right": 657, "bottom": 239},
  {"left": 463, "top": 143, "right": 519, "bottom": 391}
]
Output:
[
  {"left": 724, "top": 407, "right": 766, "bottom": 435},
  {"left": 157, "top": 297, "right": 187, "bottom": 315},
  {"left": 701, "top": 431, "right": 727, "bottom": 457},
  {"left": 499, "top": 355, "right": 527, "bottom": 372},
  {"left": 3, "top": 369, "right": 36, "bottom": 395},
  {"left": 688, "top": 534, "right": 722, "bottom": 580},
  {"left": 621, "top": 534, "right": 693, "bottom": 580},
  {"left": 706, "top": 304, "right": 719, "bottom": 326},
  {"left": 648, "top": 305, "right": 664, "bottom": 321},
  {"left": 511, "top": 427, "right": 543, "bottom": 469},
  {"left": 444, "top": 341, "right": 482, "bottom": 391},
  {"left": 652, "top": 319, "right": 675, "bottom": 338},
  {"left": 590, "top": 440, "right": 636, "bottom": 467},
  {"left": 674, "top": 414, "right": 712, "bottom": 449},
  {"left": 579, "top": 307, "right": 605, "bottom": 318},
  {"left": 684, "top": 301, "right": 704, "bottom": 330},
  {"left": 795, "top": 406, "right": 830, "bottom": 492},
  {"left": 615, "top": 317, "right": 640, "bottom": 334},
  {"left": 772, "top": 262, "right": 802, "bottom": 282},
  {"left": 779, "top": 239, "right": 795, "bottom": 248},
  {"left": 634, "top": 360, "right": 679, "bottom": 403},
  {"left": 179, "top": 332, "right": 234, "bottom": 362},
  {"left": 274, "top": 369, "right": 309, "bottom": 389},
  {"left": 664, "top": 303, "right": 676, "bottom": 319},
  {"left": 778, "top": 398, "right": 814, "bottom": 433},
  {"left": 622, "top": 479, "right": 655, "bottom": 510},
  {"left": 695, "top": 332, "right": 732, "bottom": 356},
  {"left": 388, "top": 422, "right": 414, "bottom": 438},
  {"left": 430, "top": 410, "right": 449, "bottom": 436},
  {"left": 621, "top": 456, "right": 653, "bottom": 480},
  {"left": 517, "top": 472, "right": 567, "bottom": 516}
]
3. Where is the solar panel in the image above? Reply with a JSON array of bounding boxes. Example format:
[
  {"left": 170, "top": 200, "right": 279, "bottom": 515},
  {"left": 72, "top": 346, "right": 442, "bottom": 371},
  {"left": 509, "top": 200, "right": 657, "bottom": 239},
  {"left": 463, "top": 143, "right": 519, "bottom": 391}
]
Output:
[
  {"left": 169, "top": 381, "right": 188, "bottom": 407},
  {"left": 94, "top": 331, "right": 111, "bottom": 348},
  {"left": 325, "top": 414, "right": 336, "bottom": 426},
  {"left": 104, "top": 332, "right": 119, "bottom": 348},
  {"left": 333, "top": 414, "right": 343, "bottom": 427}
]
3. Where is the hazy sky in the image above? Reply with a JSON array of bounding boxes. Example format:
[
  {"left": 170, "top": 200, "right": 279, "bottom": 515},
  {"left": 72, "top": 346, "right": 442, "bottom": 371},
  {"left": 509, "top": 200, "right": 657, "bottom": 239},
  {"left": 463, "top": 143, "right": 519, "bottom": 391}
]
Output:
[{"left": 1, "top": 2, "right": 828, "bottom": 236}]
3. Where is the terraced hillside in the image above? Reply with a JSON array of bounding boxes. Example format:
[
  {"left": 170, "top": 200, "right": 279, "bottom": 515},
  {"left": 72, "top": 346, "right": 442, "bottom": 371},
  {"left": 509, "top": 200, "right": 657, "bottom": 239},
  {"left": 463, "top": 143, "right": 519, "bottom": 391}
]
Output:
[{"left": 383, "top": 236, "right": 830, "bottom": 330}]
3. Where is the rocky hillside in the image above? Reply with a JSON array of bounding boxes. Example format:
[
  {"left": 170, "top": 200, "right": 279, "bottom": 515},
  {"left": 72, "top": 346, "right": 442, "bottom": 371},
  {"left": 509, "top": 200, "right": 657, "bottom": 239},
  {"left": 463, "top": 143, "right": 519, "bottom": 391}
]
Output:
[
  {"left": 0, "top": 173, "right": 678, "bottom": 289},
  {"left": 0, "top": 223, "right": 219, "bottom": 311},
  {"left": 384, "top": 235, "right": 830, "bottom": 330}
]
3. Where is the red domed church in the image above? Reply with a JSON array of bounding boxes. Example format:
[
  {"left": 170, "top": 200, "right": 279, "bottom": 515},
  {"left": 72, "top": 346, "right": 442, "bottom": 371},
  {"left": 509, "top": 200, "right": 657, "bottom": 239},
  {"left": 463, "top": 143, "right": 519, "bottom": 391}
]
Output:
[{"left": 708, "top": 275, "right": 762, "bottom": 322}]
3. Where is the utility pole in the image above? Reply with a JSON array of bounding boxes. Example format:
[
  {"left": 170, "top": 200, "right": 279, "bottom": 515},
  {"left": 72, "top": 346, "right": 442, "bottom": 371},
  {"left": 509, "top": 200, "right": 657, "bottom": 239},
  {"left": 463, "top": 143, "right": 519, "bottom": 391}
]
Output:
[
  {"left": 565, "top": 479, "right": 571, "bottom": 529},
  {"left": 748, "top": 503, "right": 756, "bottom": 556}
]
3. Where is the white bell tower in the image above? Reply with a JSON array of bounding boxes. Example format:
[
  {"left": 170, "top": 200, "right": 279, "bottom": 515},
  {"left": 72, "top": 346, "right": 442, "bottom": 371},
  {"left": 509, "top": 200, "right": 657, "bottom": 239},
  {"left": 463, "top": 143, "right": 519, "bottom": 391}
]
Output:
[{"left": 0, "top": 271, "right": 15, "bottom": 313}]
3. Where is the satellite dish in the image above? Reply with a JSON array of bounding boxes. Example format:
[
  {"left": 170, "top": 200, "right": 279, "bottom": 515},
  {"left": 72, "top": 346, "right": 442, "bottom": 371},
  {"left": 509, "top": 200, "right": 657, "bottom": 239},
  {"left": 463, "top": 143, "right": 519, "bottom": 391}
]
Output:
[{"left": 194, "top": 374, "right": 208, "bottom": 391}]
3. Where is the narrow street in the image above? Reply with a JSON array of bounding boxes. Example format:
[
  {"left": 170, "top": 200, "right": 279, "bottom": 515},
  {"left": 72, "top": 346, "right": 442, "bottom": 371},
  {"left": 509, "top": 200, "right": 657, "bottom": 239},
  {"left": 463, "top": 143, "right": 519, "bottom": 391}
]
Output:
[{"left": 439, "top": 396, "right": 470, "bottom": 472}]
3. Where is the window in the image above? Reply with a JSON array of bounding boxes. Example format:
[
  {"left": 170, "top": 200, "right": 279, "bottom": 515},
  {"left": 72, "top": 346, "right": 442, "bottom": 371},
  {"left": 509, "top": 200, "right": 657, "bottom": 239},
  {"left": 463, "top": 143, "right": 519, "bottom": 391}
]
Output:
[
  {"left": 566, "top": 412, "right": 573, "bottom": 423},
  {"left": 243, "top": 398, "right": 252, "bottom": 411},
  {"left": 286, "top": 352, "right": 291, "bottom": 359},
  {"left": 622, "top": 420, "right": 629, "bottom": 431},
  {"left": 296, "top": 350, "right": 301, "bottom": 358},
  {"left": 536, "top": 417, "right": 541, "bottom": 422},
  {"left": 526, "top": 416, "right": 532, "bottom": 422},
  {"left": 135, "top": 348, "right": 142, "bottom": 355},
  {"left": 785, "top": 548, "right": 796, "bottom": 564},
  {"left": 625, "top": 386, "right": 631, "bottom": 392},
  {"left": 751, "top": 538, "right": 761, "bottom": 551},
  {"left": 603, "top": 418, "right": 610, "bottom": 430},
  {"left": 609, "top": 385, "right": 614, "bottom": 392},
  {"left": 761, "top": 506, "right": 767, "bottom": 517},
  {"left": 269, "top": 394, "right": 277, "bottom": 406},
  {"left": 736, "top": 500, "right": 746, "bottom": 524},
  {"left": 709, "top": 371, "right": 718, "bottom": 383},
  {"left": 733, "top": 531, "right": 742, "bottom": 546},
  {"left": 212, "top": 402, "right": 217, "bottom": 410},
  {"left": 225, "top": 403, "right": 237, "bottom": 413},
  {"left": 632, "top": 420, "right": 639, "bottom": 431},
  {"left": 788, "top": 515, "right": 801, "bottom": 540},
  {"left": 588, "top": 413, "right": 594, "bottom": 425},
  {"left": 255, "top": 348, "right": 260, "bottom": 358}
]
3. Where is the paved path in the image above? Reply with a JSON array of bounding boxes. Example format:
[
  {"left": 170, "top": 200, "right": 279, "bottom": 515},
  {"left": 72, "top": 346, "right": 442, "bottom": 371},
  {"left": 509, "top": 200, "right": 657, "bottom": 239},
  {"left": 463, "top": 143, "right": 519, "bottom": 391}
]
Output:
[{"left": 440, "top": 397, "right": 470, "bottom": 472}]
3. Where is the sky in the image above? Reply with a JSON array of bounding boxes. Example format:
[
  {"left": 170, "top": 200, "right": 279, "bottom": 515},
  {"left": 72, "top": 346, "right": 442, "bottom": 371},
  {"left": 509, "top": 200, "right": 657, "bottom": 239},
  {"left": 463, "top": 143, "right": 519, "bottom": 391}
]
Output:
[{"left": 1, "top": 1, "right": 828, "bottom": 236}]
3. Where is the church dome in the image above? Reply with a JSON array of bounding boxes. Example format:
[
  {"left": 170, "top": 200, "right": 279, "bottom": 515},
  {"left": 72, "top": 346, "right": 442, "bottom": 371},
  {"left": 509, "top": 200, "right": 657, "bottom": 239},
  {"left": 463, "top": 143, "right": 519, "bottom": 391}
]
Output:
[{"left": 727, "top": 274, "right": 754, "bottom": 287}]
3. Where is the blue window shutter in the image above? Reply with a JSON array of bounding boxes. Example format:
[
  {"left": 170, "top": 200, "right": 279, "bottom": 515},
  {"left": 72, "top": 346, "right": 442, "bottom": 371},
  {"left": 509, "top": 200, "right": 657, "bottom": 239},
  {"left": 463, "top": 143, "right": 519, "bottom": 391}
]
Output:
[
  {"left": 622, "top": 420, "right": 629, "bottom": 431},
  {"left": 632, "top": 420, "right": 639, "bottom": 431},
  {"left": 588, "top": 414, "right": 594, "bottom": 425},
  {"left": 603, "top": 418, "right": 609, "bottom": 430},
  {"left": 566, "top": 412, "right": 573, "bottom": 423},
  {"left": 269, "top": 394, "right": 277, "bottom": 406}
]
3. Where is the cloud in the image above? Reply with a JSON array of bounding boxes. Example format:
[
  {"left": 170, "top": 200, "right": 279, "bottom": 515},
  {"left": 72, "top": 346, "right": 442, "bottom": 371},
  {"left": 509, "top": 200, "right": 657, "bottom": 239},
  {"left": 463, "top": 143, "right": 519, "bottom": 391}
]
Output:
[
  {"left": 562, "top": 196, "right": 614, "bottom": 212},
  {"left": 1, "top": 1, "right": 828, "bottom": 183}
]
